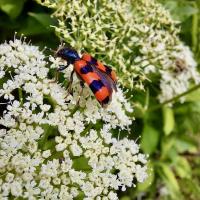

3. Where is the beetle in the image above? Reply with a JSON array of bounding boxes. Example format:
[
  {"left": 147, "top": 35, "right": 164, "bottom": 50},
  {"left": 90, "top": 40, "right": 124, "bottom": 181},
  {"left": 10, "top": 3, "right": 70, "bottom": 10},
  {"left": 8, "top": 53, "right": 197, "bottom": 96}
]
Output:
[{"left": 55, "top": 47, "right": 117, "bottom": 107}]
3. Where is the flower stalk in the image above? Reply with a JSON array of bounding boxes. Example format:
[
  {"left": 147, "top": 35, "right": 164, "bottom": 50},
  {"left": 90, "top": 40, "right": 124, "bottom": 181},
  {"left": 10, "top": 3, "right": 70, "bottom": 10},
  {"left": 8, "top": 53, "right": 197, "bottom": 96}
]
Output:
[{"left": 148, "top": 83, "right": 200, "bottom": 112}]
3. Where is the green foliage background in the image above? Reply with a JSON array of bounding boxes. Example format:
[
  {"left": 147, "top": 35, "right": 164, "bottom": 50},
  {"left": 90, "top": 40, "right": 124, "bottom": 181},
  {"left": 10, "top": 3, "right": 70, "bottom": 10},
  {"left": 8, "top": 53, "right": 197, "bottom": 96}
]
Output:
[{"left": 0, "top": 0, "right": 200, "bottom": 199}]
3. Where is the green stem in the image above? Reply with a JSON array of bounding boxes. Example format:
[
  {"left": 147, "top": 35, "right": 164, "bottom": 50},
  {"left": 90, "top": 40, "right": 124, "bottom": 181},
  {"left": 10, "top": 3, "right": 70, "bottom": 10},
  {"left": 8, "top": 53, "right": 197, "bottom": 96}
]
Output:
[
  {"left": 44, "top": 95, "right": 57, "bottom": 110},
  {"left": 80, "top": 123, "right": 94, "bottom": 136},
  {"left": 148, "top": 83, "right": 200, "bottom": 112},
  {"left": 144, "top": 87, "right": 149, "bottom": 110},
  {"left": 192, "top": 3, "right": 198, "bottom": 52},
  {"left": 38, "top": 124, "right": 57, "bottom": 149}
]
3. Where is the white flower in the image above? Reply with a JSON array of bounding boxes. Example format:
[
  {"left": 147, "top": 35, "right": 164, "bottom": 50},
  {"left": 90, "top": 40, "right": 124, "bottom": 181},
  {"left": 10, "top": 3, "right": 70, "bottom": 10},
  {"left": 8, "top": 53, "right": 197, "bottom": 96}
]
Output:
[
  {"left": 0, "top": 38, "right": 148, "bottom": 199},
  {"left": 135, "top": 165, "right": 148, "bottom": 183},
  {"left": 10, "top": 181, "right": 23, "bottom": 197},
  {"left": 5, "top": 173, "right": 14, "bottom": 183},
  {"left": 70, "top": 143, "right": 83, "bottom": 156},
  {"left": 42, "top": 150, "right": 51, "bottom": 158},
  {"left": 158, "top": 44, "right": 200, "bottom": 103},
  {"left": 56, "top": 143, "right": 67, "bottom": 152},
  {"left": 108, "top": 191, "right": 118, "bottom": 200}
]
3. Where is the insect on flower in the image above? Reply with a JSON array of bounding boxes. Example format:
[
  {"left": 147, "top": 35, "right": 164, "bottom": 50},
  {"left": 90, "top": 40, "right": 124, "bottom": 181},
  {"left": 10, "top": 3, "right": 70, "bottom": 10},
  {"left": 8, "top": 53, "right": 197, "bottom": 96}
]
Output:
[{"left": 55, "top": 47, "right": 117, "bottom": 107}]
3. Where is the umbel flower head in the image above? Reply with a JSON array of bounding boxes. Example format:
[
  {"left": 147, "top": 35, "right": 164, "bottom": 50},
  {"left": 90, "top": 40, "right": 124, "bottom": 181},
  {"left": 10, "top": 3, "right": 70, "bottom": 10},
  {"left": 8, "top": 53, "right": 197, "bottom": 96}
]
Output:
[
  {"left": 0, "top": 38, "right": 148, "bottom": 199},
  {"left": 37, "top": 0, "right": 200, "bottom": 103}
]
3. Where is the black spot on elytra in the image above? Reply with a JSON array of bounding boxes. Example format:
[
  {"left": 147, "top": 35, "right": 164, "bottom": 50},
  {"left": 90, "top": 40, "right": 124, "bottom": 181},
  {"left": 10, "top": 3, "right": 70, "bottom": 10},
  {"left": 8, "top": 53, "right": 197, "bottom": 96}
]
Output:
[
  {"left": 101, "top": 96, "right": 110, "bottom": 104},
  {"left": 89, "top": 80, "right": 104, "bottom": 93},
  {"left": 80, "top": 65, "right": 93, "bottom": 74},
  {"left": 105, "top": 65, "right": 112, "bottom": 75}
]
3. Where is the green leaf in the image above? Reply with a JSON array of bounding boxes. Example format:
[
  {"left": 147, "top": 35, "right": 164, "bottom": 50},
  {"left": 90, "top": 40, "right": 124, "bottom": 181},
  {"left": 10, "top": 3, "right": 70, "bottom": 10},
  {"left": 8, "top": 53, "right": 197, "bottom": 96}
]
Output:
[
  {"left": 19, "top": 13, "right": 55, "bottom": 36},
  {"left": 160, "top": 1, "right": 198, "bottom": 22},
  {"left": 120, "top": 197, "right": 131, "bottom": 200},
  {"left": 174, "top": 157, "right": 191, "bottom": 179},
  {"left": 0, "top": 0, "right": 26, "bottom": 19},
  {"left": 73, "top": 157, "right": 91, "bottom": 171},
  {"left": 74, "top": 192, "right": 84, "bottom": 200},
  {"left": 158, "top": 163, "right": 180, "bottom": 195},
  {"left": 162, "top": 106, "right": 175, "bottom": 135},
  {"left": 38, "top": 124, "right": 58, "bottom": 150},
  {"left": 19, "top": 17, "right": 50, "bottom": 36},
  {"left": 161, "top": 139, "right": 179, "bottom": 161},
  {"left": 175, "top": 102, "right": 200, "bottom": 134},
  {"left": 175, "top": 137, "right": 198, "bottom": 153},
  {"left": 179, "top": 178, "right": 200, "bottom": 199},
  {"left": 28, "top": 12, "right": 55, "bottom": 28},
  {"left": 161, "top": 137, "right": 175, "bottom": 159},
  {"left": 185, "top": 87, "right": 200, "bottom": 102},
  {"left": 141, "top": 124, "right": 159, "bottom": 155}
]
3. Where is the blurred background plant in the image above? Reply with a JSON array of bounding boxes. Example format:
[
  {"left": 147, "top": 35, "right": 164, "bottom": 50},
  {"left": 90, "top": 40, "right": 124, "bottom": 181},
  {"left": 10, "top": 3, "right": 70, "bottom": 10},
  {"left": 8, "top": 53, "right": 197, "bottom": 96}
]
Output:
[{"left": 0, "top": 0, "right": 200, "bottom": 199}]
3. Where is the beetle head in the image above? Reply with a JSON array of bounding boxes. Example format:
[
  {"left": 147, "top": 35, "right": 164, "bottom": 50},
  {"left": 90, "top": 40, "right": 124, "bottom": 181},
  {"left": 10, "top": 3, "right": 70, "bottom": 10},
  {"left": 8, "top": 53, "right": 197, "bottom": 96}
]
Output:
[{"left": 56, "top": 47, "right": 80, "bottom": 64}]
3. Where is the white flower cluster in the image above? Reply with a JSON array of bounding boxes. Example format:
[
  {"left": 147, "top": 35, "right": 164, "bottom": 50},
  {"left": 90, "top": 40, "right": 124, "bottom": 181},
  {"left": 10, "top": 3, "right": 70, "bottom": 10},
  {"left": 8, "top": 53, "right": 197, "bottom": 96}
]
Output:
[
  {"left": 128, "top": 1, "right": 179, "bottom": 73},
  {"left": 126, "top": 1, "right": 200, "bottom": 102},
  {"left": 0, "top": 38, "right": 148, "bottom": 199},
  {"left": 158, "top": 45, "right": 200, "bottom": 103},
  {"left": 37, "top": 0, "right": 200, "bottom": 103}
]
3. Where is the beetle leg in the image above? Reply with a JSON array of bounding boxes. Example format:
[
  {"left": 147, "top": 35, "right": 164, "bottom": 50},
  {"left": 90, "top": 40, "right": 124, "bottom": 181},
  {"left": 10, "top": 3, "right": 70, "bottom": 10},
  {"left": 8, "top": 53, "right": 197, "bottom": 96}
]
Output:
[
  {"left": 56, "top": 64, "right": 70, "bottom": 82},
  {"left": 76, "top": 81, "right": 85, "bottom": 106},
  {"left": 49, "top": 64, "right": 70, "bottom": 83},
  {"left": 57, "top": 64, "right": 70, "bottom": 72},
  {"left": 65, "top": 70, "right": 75, "bottom": 99}
]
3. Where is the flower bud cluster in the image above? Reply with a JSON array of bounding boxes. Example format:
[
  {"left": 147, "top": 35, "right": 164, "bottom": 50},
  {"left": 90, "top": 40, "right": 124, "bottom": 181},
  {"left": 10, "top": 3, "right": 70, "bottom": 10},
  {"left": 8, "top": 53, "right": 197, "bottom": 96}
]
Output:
[{"left": 37, "top": 0, "right": 200, "bottom": 102}]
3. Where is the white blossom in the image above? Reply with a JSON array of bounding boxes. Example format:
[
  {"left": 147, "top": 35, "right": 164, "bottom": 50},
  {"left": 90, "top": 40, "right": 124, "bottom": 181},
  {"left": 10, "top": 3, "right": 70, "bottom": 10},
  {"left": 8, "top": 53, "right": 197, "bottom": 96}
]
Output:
[{"left": 0, "top": 38, "right": 148, "bottom": 199}]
